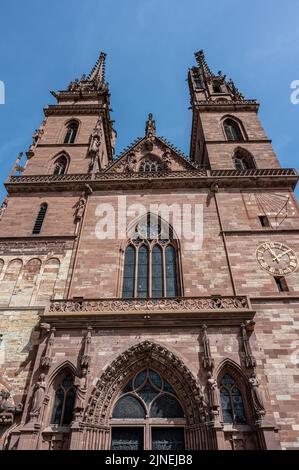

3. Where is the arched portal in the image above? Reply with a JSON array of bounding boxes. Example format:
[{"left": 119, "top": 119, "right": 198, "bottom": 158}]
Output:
[{"left": 83, "top": 341, "right": 213, "bottom": 450}]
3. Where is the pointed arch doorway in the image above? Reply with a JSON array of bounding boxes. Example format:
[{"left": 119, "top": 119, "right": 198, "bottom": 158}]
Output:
[{"left": 83, "top": 341, "right": 212, "bottom": 450}]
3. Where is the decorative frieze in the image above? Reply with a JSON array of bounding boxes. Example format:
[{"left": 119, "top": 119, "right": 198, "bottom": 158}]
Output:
[
  {"left": 0, "top": 238, "right": 74, "bottom": 256},
  {"left": 48, "top": 296, "right": 250, "bottom": 315}
]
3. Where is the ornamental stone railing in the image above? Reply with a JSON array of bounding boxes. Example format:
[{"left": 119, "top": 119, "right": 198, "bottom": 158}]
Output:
[
  {"left": 210, "top": 168, "right": 297, "bottom": 178},
  {"left": 8, "top": 168, "right": 297, "bottom": 186},
  {"left": 47, "top": 296, "right": 251, "bottom": 315}
]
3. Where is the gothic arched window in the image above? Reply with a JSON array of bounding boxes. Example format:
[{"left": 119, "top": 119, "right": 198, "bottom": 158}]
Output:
[
  {"left": 51, "top": 374, "right": 76, "bottom": 426},
  {"left": 122, "top": 215, "right": 181, "bottom": 299},
  {"left": 233, "top": 149, "right": 256, "bottom": 170},
  {"left": 64, "top": 121, "right": 78, "bottom": 144},
  {"left": 139, "top": 157, "right": 164, "bottom": 173},
  {"left": 223, "top": 118, "right": 244, "bottom": 142},
  {"left": 32, "top": 203, "right": 48, "bottom": 235},
  {"left": 220, "top": 374, "right": 246, "bottom": 425},
  {"left": 111, "top": 368, "right": 185, "bottom": 450},
  {"left": 53, "top": 155, "right": 68, "bottom": 175}
]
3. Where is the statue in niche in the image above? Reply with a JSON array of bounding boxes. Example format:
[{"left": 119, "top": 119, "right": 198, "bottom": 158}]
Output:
[
  {"left": 249, "top": 373, "right": 265, "bottom": 421},
  {"left": 89, "top": 118, "right": 102, "bottom": 172},
  {"left": 30, "top": 374, "right": 46, "bottom": 418},
  {"left": 74, "top": 368, "right": 88, "bottom": 417}
]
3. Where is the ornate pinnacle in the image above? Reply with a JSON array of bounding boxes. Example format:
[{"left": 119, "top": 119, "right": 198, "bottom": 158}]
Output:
[
  {"left": 145, "top": 113, "right": 156, "bottom": 138},
  {"left": 194, "top": 50, "right": 214, "bottom": 77},
  {"left": 88, "top": 52, "right": 107, "bottom": 84}
]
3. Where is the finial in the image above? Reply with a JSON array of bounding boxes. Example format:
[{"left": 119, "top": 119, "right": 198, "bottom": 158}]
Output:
[
  {"left": 145, "top": 113, "right": 156, "bottom": 138},
  {"left": 89, "top": 52, "right": 107, "bottom": 84},
  {"left": 194, "top": 50, "right": 214, "bottom": 77}
]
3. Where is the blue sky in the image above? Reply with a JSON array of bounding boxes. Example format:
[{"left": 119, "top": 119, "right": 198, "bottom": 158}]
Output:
[{"left": 1, "top": 0, "right": 299, "bottom": 202}]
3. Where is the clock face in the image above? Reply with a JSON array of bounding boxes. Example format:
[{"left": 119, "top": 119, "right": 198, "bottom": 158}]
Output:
[{"left": 256, "top": 242, "right": 298, "bottom": 276}]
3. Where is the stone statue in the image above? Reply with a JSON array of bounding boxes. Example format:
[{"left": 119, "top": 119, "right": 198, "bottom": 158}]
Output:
[
  {"left": 0, "top": 198, "right": 8, "bottom": 221},
  {"left": 74, "top": 368, "right": 88, "bottom": 416},
  {"left": 30, "top": 373, "right": 46, "bottom": 418},
  {"left": 163, "top": 149, "right": 172, "bottom": 171},
  {"left": 125, "top": 153, "right": 137, "bottom": 173},
  {"left": 0, "top": 390, "right": 16, "bottom": 413},
  {"left": 207, "top": 372, "right": 219, "bottom": 409},
  {"left": 145, "top": 113, "right": 156, "bottom": 138},
  {"left": 249, "top": 373, "right": 266, "bottom": 421},
  {"left": 89, "top": 118, "right": 102, "bottom": 172},
  {"left": 75, "top": 194, "right": 87, "bottom": 221}
]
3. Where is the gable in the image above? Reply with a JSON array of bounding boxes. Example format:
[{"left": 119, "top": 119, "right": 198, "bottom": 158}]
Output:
[{"left": 106, "top": 136, "right": 196, "bottom": 173}]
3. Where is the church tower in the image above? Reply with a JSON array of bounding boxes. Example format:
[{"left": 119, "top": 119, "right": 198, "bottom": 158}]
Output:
[{"left": 0, "top": 51, "right": 299, "bottom": 451}]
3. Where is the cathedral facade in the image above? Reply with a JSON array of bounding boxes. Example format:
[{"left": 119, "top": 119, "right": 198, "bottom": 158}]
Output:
[{"left": 0, "top": 51, "right": 299, "bottom": 451}]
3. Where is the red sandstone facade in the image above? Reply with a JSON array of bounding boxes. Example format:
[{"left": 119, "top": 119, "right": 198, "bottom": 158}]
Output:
[{"left": 0, "top": 51, "right": 299, "bottom": 450}]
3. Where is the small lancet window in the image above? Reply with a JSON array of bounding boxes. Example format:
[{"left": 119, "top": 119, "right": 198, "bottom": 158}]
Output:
[
  {"left": 53, "top": 155, "right": 68, "bottom": 175},
  {"left": 64, "top": 121, "right": 78, "bottom": 144},
  {"left": 233, "top": 149, "right": 255, "bottom": 170},
  {"left": 224, "top": 118, "right": 244, "bottom": 142},
  {"left": 32, "top": 203, "right": 48, "bottom": 235},
  {"left": 220, "top": 374, "right": 246, "bottom": 425},
  {"left": 51, "top": 374, "right": 76, "bottom": 426}
]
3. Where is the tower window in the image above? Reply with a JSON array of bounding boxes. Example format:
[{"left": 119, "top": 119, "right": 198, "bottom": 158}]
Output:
[
  {"left": 258, "top": 215, "right": 270, "bottom": 228},
  {"left": 233, "top": 149, "right": 255, "bottom": 170},
  {"left": 223, "top": 118, "right": 244, "bottom": 142},
  {"left": 32, "top": 204, "right": 48, "bottom": 235},
  {"left": 64, "top": 121, "right": 78, "bottom": 144},
  {"left": 274, "top": 276, "right": 289, "bottom": 293},
  {"left": 53, "top": 155, "right": 68, "bottom": 175}
]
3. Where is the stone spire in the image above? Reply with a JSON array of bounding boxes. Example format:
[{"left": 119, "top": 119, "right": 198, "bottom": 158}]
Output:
[
  {"left": 194, "top": 50, "right": 214, "bottom": 78},
  {"left": 88, "top": 52, "right": 107, "bottom": 85},
  {"left": 145, "top": 113, "right": 156, "bottom": 138}
]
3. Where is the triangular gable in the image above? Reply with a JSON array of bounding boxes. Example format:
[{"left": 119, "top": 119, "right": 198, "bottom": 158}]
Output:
[{"left": 106, "top": 135, "right": 197, "bottom": 173}]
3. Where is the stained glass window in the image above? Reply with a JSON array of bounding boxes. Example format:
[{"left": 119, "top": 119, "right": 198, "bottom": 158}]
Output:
[
  {"left": 220, "top": 374, "right": 246, "bottom": 425},
  {"left": 112, "top": 369, "right": 184, "bottom": 420},
  {"left": 122, "top": 215, "right": 180, "bottom": 299},
  {"left": 51, "top": 374, "right": 75, "bottom": 426},
  {"left": 112, "top": 395, "right": 145, "bottom": 419},
  {"left": 150, "top": 395, "right": 184, "bottom": 418},
  {"left": 152, "top": 245, "right": 163, "bottom": 298},
  {"left": 122, "top": 246, "right": 135, "bottom": 299},
  {"left": 165, "top": 246, "right": 178, "bottom": 297},
  {"left": 137, "top": 246, "right": 149, "bottom": 298}
]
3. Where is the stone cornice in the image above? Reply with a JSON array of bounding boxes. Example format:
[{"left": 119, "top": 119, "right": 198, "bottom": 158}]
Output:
[
  {"left": 5, "top": 168, "right": 298, "bottom": 193},
  {"left": 44, "top": 104, "right": 102, "bottom": 116},
  {"left": 222, "top": 229, "right": 299, "bottom": 235},
  {"left": 192, "top": 100, "right": 259, "bottom": 112}
]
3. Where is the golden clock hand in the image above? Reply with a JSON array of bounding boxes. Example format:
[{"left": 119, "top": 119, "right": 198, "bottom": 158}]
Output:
[
  {"left": 266, "top": 244, "right": 280, "bottom": 263},
  {"left": 277, "top": 249, "right": 292, "bottom": 260}
]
